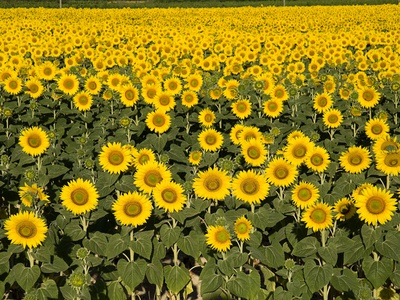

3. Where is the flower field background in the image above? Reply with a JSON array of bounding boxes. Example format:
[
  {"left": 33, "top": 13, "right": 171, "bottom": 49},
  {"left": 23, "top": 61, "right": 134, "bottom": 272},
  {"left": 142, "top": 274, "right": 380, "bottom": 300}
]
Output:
[{"left": 1, "top": 5, "right": 400, "bottom": 300}]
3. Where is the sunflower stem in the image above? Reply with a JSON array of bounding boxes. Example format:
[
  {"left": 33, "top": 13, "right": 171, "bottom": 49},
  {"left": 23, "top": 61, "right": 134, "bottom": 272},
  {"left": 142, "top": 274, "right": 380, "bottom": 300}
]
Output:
[
  {"left": 386, "top": 174, "right": 390, "bottom": 190},
  {"left": 36, "top": 156, "right": 42, "bottom": 173},
  {"left": 27, "top": 248, "right": 35, "bottom": 268},
  {"left": 320, "top": 230, "right": 330, "bottom": 300},
  {"left": 129, "top": 229, "right": 135, "bottom": 262}
]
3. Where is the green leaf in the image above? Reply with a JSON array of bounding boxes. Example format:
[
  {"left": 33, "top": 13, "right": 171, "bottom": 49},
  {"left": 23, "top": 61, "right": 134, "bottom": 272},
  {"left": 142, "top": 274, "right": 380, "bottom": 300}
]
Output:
[
  {"left": 376, "top": 231, "right": 400, "bottom": 262},
  {"left": 264, "top": 242, "right": 285, "bottom": 269},
  {"left": 0, "top": 252, "right": 11, "bottom": 275},
  {"left": 164, "top": 265, "right": 191, "bottom": 295},
  {"left": 227, "top": 271, "right": 259, "bottom": 300},
  {"left": 46, "top": 164, "right": 70, "bottom": 179},
  {"left": 15, "top": 264, "right": 41, "bottom": 291},
  {"left": 146, "top": 261, "right": 164, "bottom": 288},
  {"left": 83, "top": 231, "right": 108, "bottom": 256},
  {"left": 259, "top": 266, "right": 276, "bottom": 292},
  {"left": 114, "top": 175, "right": 136, "bottom": 193},
  {"left": 292, "top": 236, "right": 319, "bottom": 258},
  {"left": 131, "top": 230, "right": 154, "bottom": 260},
  {"left": 160, "top": 224, "right": 182, "bottom": 248},
  {"left": 361, "top": 224, "right": 382, "bottom": 249},
  {"left": 331, "top": 269, "right": 359, "bottom": 292},
  {"left": 41, "top": 256, "right": 69, "bottom": 273},
  {"left": 106, "top": 234, "right": 128, "bottom": 259},
  {"left": 107, "top": 281, "right": 127, "bottom": 300},
  {"left": 362, "top": 256, "right": 393, "bottom": 289},
  {"left": 97, "top": 171, "right": 119, "bottom": 198},
  {"left": 60, "top": 284, "right": 79, "bottom": 300},
  {"left": 200, "top": 259, "right": 224, "bottom": 295},
  {"left": 344, "top": 235, "right": 372, "bottom": 265},
  {"left": 390, "top": 265, "right": 400, "bottom": 287},
  {"left": 64, "top": 220, "right": 85, "bottom": 241},
  {"left": 37, "top": 279, "right": 59, "bottom": 299},
  {"left": 248, "top": 206, "right": 285, "bottom": 230},
  {"left": 303, "top": 260, "right": 333, "bottom": 293},
  {"left": 170, "top": 207, "right": 199, "bottom": 224},
  {"left": 177, "top": 235, "right": 200, "bottom": 259},
  {"left": 318, "top": 243, "right": 338, "bottom": 266},
  {"left": 273, "top": 286, "right": 294, "bottom": 300},
  {"left": 117, "top": 258, "right": 147, "bottom": 291}
]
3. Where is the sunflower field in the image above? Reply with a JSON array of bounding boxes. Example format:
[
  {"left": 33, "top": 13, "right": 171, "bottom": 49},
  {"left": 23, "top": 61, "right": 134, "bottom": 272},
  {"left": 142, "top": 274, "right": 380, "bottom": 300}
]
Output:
[{"left": 1, "top": 4, "right": 400, "bottom": 300}]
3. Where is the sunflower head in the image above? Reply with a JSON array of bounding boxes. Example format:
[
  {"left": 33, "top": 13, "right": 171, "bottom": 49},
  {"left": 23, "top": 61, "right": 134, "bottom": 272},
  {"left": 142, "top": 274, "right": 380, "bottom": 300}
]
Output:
[
  {"left": 112, "top": 191, "right": 152, "bottom": 227},
  {"left": 234, "top": 216, "right": 253, "bottom": 241},
  {"left": 205, "top": 225, "right": 232, "bottom": 252},
  {"left": 302, "top": 202, "right": 333, "bottom": 232},
  {"left": 19, "top": 126, "right": 50, "bottom": 157}
]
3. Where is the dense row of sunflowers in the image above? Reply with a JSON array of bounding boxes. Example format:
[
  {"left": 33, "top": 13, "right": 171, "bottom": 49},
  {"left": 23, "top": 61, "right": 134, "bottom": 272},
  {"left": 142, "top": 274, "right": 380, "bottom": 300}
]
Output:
[{"left": 1, "top": 5, "right": 400, "bottom": 300}]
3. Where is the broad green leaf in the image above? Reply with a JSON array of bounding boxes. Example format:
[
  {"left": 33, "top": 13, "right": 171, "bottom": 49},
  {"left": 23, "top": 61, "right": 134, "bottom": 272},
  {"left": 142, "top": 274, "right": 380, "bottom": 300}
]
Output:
[
  {"left": 41, "top": 255, "right": 69, "bottom": 273},
  {"left": 171, "top": 207, "right": 199, "bottom": 224},
  {"left": 97, "top": 171, "right": 119, "bottom": 197},
  {"left": 344, "top": 235, "right": 372, "bottom": 265},
  {"left": 362, "top": 256, "right": 393, "bottom": 289},
  {"left": 303, "top": 260, "right": 333, "bottom": 293},
  {"left": 146, "top": 261, "right": 164, "bottom": 288},
  {"left": 331, "top": 269, "right": 359, "bottom": 292},
  {"left": 106, "top": 234, "right": 128, "bottom": 259},
  {"left": 46, "top": 164, "right": 70, "bottom": 179},
  {"left": 107, "top": 281, "right": 127, "bottom": 300},
  {"left": 264, "top": 242, "right": 285, "bottom": 269},
  {"left": 292, "top": 236, "right": 319, "bottom": 258},
  {"left": 64, "top": 220, "right": 85, "bottom": 241},
  {"left": 273, "top": 286, "right": 294, "bottom": 300},
  {"left": 227, "top": 271, "right": 259, "bottom": 300},
  {"left": 200, "top": 259, "right": 223, "bottom": 295},
  {"left": 177, "top": 235, "right": 200, "bottom": 259},
  {"left": 117, "top": 259, "right": 147, "bottom": 291},
  {"left": 60, "top": 284, "right": 79, "bottom": 300},
  {"left": 164, "top": 265, "right": 191, "bottom": 295},
  {"left": 259, "top": 266, "right": 276, "bottom": 292},
  {"left": 37, "top": 279, "right": 59, "bottom": 299},
  {"left": 376, "top": 231, "right": 400, "bottom": 262},
  {"left": 361, "top": 224, "right": 382, "bottom": 249},
  {"left": 328, "top": 236, "right": 353, "bottom": 253},
  {"left": 83, "top": 231, "right": 108, "bottom": 256},
  {"left": 390, "top": 265, "right": 400, "bottom": 287},
  {"left": 160, "top": 224, "right": 181, "bottom": 248},
  {"left": 318, "top": 243, "right": 338, "bottom": 266},
  {"left": 248, "top": 206, "right": 285, "bottom": 230},
  {"left": 0, "top": 252, "right": 11, "bottom": 275},
  {"left": 130, "top": 230, "right": 154, "bottom": 260},
  {"left": 287, "top": 269, "right": 311, "bottom": 298},
  {"left": 114, "top": 175, "right": 136, "bottom": 192},
  {"left": 16, "top": 264, "right": 41, "bottom": 292}
]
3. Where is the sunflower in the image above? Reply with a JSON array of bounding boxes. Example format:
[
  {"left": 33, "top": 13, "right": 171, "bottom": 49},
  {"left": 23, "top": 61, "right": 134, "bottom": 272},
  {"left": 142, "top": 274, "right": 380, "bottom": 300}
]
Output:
[
  {"left": 73, "top": 91, "right": 93, "bottom": 111},
  {"left": 198, "top": 128, "right": 224, "bottom": 152},
  {"left": 25, "top": 78, "right": 44, "bottom": 99},
  {"left": 357, "top": 86, "right": 381, "bottom": 108},
  {"left": 181, "top": 90, "right": 199, "bottom": 108},
  {"left": 107, "top": 73, "right": 123, "bottom": 91},
  {"left": 231, "top": 99, "right": 252, "bottom": 119},
  {"left": 145, "top": 110, "right": 171, "bottom": 134},
  {"left": 291, "top": 181, "right": 319, "bottom": 209},
  {"left": 133, "top": 148, "right": 156, "bottom": 167},
  {"left": 232, "top": 169, "right": 269, "bottom": 204},
  {"left": 375, "top": 151, "right": 400, "bottom": 176},
  {"left": 188, "top": 150, "right": 202, "bottom": 165},
  {"left": 19, "top": 126, "right": 50, "bottom": 157},
  {"left": 372, "top": 135, "right": 400, "bottom": 156},
  {"left": 302, "top": 203, "right": 333, "bottom": 232},
  {"left": 153, "top": 180, "right": 186, "bottom": 212},
  {"left": 134, "top": 161, "right": 172, "bottom": 194},
  {"left": 263, "top": 98, "right": 284, "bottom": 118},
  {"left": 305, "top": 146, "right": 331, "bottom": 173},
  {"left": 324, "top": 79, "right": 336, "bottom": 94},
  {"left": 193, "top": 167, "right": 231, "bottom": 201},
  {"left": 205, "top": 225, "right": 232, "bottom": 252},
  {"left": 19, "top": 183, "right": 49, "bottom": 207},
  {"left": 84, "top": 76, "right": 102, "bottom": 95},
  {"left": 354, "top": 185, "right": 396, "bottom": 226},
  {"left": 365, "top": 118, "right": 389, "bottom": 140},
  {"left": 36, "top": 61, "right": 57, "bottom": 81},
  {"left": 234, "top": 216, "right": 253, "bottom": 241},
  {"left": 323, "top": 109, "right": 343, "bottom": 128},
  {"left": 142, "top": 85, "right": 161, "bottom": 105},
  {"left": 265, "top": 157, "right": 298, "bottom": 187},
  {"left": 119, "top": 84, "right": 139, "bottom": 107},
  {"left": 185, "top": 73, "right": 203, "bottom": 92},
  {"left": 164, "top": 76, "right": 182, "bottom": 95},
  {"left": 4, "top": 211, "right": 48, "bottom": 248},
  {"left": 238, "top": 126, "right": 263, "bottom": 144},
  {"left": 99, "top": 142, "right": 133, "bottom": 174},
  {"left": 230, "top": 123, "right": 245, "bottom": 145},
  {"left": 241, "top": 138, "right": 267, "bottom": 167},
  {"left": 283, "top": 136, "right": 314, "bottom": 167},
  {"left": 209, "top": 87, "right": 222, "bottom": 100},
  {"left": 4, "top": 76, "right": 22, "bottom": 95},
  {"left": 287, "top": 130, "right": 306, "bottom": 143},
  {"left": 60, "top": 178, "right": 99, "bottom": 215},
  {"left": 313, "top": 92, "right": 333, "bottom": 113},
  {"left": 334, "top": 197, "right": 356, "bottom": 221},
  {"left": 57, "top": 73, "right": 79, "bottom": 96},
  {"left": 198, "top": 108, "right": 216, "bottom": 127},
  {"left": 153, "top": 91, "right": 175, "bottom": 112},
  {"left": 256, "top": 73, "right": 275, "bottom": 95},
  {"left": 112, "top": 191, "right": 152, "bottom": 227},
  {"left": 339, "top": 146, "right": 371, "bottom": 174},
  {"left": 351, "top": 182, "right": 374, "bottom": 200},
  {"left": 271, "top": 84, "right": 289, "bottom": 101},
  {"left": 141, "top": 74, "right": 161, "bottom": 88}
]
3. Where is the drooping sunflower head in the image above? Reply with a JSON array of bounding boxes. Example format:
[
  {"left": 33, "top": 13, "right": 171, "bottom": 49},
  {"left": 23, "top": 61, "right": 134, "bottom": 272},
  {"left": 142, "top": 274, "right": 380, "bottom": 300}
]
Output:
[
  {"left": 302, "top": 202, "right": 333, "bottom": 232},
  {"left": 291, "top": 181, "right": 319, "bottom": 209},
  {"left": 334, "top": 197, "right": 356, "bottom": 221},
  {"left": 153, "top": 180, "right": 186, "bottom": 213},
  {"left": 19, "top": 183, "right": 49, "bottom": 207},
  {"left": 205, "top": 225, "right": 232, "bottom": 252},
  {"left": 193, "top": 167, "right": 231, "bottom": 201},
  {"left": 134, "top": 161, "right": 172, "bottom": 194},
  {"left": 112, "top": 191, "right": 152, "bottom": 227},
  {"left": 354, "top": 185, "right": 397, "bottom": 226},
  {"left": 99, "top": 142, "right": 133, "bottom": 174},
  {"left": 60, "top": 178, "right": 99, "bottom": 215},
  {"left": 234, "top": 216, "right": 253, "bottom": 241},
  {"left": 265, "top": 157, "right": 298, "bottom": 188},
  {"left": 241, "top": 138, "right": 268, "bottom": 167},
  {"left": 4, "top": 211, "right": 48, "bottom": 249},
  {"left": 365, "top": 118, "right": 390, "bottom": 141},
  {"left": 198, "top": 128, "right": 224, "bottom": 152},
  {"left": 19, "top": 126, "right": 50, "bottom": 157},
  {"left": 232, "top": 169, "right": 269, "bottom": 204},
  {"left": 339, "top": 145, "right": 371, "bottom": 174}
]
